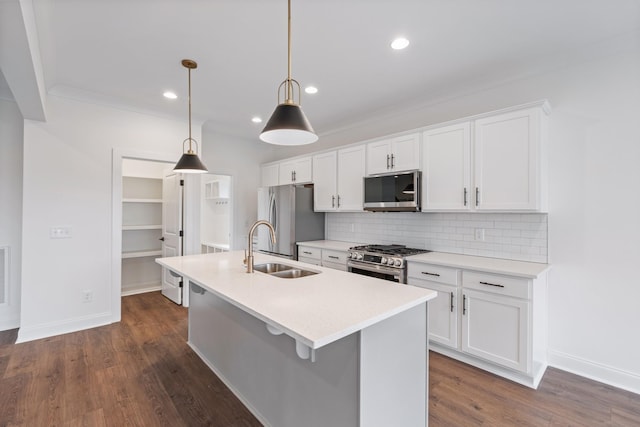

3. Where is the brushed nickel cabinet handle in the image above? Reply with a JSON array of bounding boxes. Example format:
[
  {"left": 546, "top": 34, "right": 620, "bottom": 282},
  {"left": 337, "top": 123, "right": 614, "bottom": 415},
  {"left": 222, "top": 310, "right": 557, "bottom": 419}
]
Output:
[
  {"left": 463, "top": 294, "right": 467, "bottom": 315},
  {"left": 476, "top": 187, "right": 480, "bottom": 206},
  {"left": 464, "top": 187, "right": 468, "bottom": 206},
  {"left": 450, "top": 291, "right": 454, "bottom": 312},
  {"left": 386, "top": 154, "right": 390, "bottom": 169}
]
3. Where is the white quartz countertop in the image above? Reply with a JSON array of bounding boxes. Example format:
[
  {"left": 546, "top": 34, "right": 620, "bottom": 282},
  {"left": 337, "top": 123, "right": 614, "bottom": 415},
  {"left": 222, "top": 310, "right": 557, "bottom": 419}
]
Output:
[
  {"left": 406, "top": 252, "right": 550, "bottom": 278},
  {"left": 157, "top": 251, "right": 436, "bottom": 349},
  {"left": 296, "top": 240, "right": 363, "bottom": 252}
]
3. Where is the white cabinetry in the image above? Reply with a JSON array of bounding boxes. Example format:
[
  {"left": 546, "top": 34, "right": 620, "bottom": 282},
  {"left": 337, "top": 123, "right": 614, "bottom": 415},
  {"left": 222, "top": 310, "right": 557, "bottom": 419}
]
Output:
[
  {"left": 279, "top": 157, "right": 312, "bottom": 185},
  {"left": 407, "top": 259, "right": 548, "bottom": 388},
  {"left": 407, "top": 264, "right": 459, "bottom": 349},
  {"left": 261, "top": 163, "right": 280, "bottom": 187},
  {"left": 121, "top": 176, "right": 163, "bottom": 295},
  {"left": 297, "top": 245, "right": 322, "bottom": 266},
  {"left": 474, "top": 108, "right": 545, "bottom": 211},
  {"left": 422, "top": 102, "right": 549, "bottom": 212},
  {"left": 313, "top": 145, "right": 365, "bottom": 212},
  {"left": 366, "top": 133, "right": 420, "bottom": 175},
  {"left": 297, "top": 245, "right": 349, "bottom": 271},
  {"left": 422, "top": 122, "right": 472, "bottom": 210}
]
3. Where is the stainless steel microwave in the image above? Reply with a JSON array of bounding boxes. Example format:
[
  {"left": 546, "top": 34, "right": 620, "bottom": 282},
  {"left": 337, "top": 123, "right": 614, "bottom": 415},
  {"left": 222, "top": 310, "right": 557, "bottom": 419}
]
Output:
[{"left": 363, "top": 170, "right": 421, "bottom": 212}]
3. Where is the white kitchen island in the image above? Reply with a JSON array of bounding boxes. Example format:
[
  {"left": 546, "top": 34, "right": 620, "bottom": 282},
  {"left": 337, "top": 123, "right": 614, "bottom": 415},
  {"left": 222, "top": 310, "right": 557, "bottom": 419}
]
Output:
[{"left": 157, "top": 251, "right": 436, "bottom": 427}]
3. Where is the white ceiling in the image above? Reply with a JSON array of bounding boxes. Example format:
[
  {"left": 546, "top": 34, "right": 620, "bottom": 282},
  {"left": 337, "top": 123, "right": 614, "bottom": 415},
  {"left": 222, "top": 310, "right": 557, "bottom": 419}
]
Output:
[{"left": 16, "top": 0, "right": 640, "bottom": 141}]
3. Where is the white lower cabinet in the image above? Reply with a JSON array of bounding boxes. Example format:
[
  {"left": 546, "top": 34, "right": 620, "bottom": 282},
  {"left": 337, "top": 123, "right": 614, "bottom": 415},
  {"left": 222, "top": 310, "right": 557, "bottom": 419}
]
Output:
[
  {"left": 407, "top": 260, "right": 547, "bottom": 388},
  {"left": 298, "top": 245, "right": 348, "bottom": 271},
  {"left": 461, "top": 288, "right": 530, "bottom": 373}
]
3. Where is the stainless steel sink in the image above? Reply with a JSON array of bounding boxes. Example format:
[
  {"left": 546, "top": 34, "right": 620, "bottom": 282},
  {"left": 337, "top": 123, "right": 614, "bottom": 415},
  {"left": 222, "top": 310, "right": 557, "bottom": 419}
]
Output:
[
  {"left": 253, "top": 263, "right": 319, "bottom": 279},
  {"left": 253, "top": 263, "right": 294, "bottom": 274},
  {"left": 269, "top": 268, "right": 319, "bottom": 279}
]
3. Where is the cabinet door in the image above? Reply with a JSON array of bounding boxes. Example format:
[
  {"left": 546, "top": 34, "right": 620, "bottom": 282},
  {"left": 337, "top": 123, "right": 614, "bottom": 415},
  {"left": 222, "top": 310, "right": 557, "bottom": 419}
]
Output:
[
  {"left": 293, "top": 157, "right": 312, "bottom": 183},
  {"left": 390, "top": 133, "right": 420, "bottom": 172},
  {"left": 422, "top": 123, "right": 471, "bottom": 211},
  {"left": 278, "top": 161, "right": 296, "bottom": 185},
  {"left": 261, "top": 163, "right": 280, "bottom": 187},
  {"left": 312, "top": 151, "right": 337, "bottom": 211},
  {"left": 279, "top": 157, "right": 312, "bottom": 184},
  {"left": 337, "top": 145, "right": 365, "bottom": 211},
  {"left": 366, "top": 140, "right": 391, "bottom": 175},
  {"left": 474, "top": 108, "right": 541, "bottom": 210},
  {"left": 461, "top": 289, "right": 530, "bottom": 373},
  {"left": 408, "top": 279, "right": 458, "bottom": 349}
]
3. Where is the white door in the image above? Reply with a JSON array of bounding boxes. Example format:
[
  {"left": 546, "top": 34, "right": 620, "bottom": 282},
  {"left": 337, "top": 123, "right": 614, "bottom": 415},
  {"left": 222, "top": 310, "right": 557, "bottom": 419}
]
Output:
[
  {"left": 422, "top": 122, "right": 471, "bottom": 211},
  {"left": 461, "top": 289, "right": 530, "bottom": 373},
  {"left": 366, "top": 139, "right": 391, "bottom": 175},
  {"left": 162, "top": 170, "right": 183, "bottom": 304},
  {"left": 390, "top": 133, "right": 420, "bottom": 172},
  {"left": 337, "top": 145, "right": 365, "bottom": 211},
  {"left": 312, "top": 151, "right": 337, "bottom": 211},
  {"left": 474, "top": 108, "right": 540, "bottom": 210}
]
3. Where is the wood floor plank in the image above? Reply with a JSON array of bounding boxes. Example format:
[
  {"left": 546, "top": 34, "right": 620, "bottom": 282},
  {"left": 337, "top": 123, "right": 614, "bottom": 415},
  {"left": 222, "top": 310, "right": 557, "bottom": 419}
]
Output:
[{"left": 1, "top": 291, "right": 638, "bottom": 426}]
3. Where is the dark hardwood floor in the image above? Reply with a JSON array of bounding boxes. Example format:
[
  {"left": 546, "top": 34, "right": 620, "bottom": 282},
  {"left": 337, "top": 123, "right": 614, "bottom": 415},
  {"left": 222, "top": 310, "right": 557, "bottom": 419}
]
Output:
[{"left": 1, "top": 292, "right": 638, "bottom": 426}]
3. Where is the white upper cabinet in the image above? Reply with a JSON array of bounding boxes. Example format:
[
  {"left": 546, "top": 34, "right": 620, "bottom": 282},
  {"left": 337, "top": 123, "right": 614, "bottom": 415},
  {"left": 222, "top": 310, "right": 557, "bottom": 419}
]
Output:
[
  {"left": 336, "top": 145, "right": 366, "bottom": 211},
  {"left": 278, "top": 156, "right": 312, "bottom": 185},
  {"left": 313, "top": 145, "right": 365, "bottom": 212},
  {"left": 422, "top": 122, "right": 472, "bottom": 211},
  {"left": 474, "top": 108, "right": 546, "bottom": 211},
  {"left": 312, "top": 151, "right": 338, "bottom": 211},
  {"left": 422, "top": 102, "right": 549, "bottom": 212},
  {"left": 261, "top": 163, "right": 280, "bottom": 187},
  {"left": 366, "top": 133, "right": 420, "bottom": 175}
]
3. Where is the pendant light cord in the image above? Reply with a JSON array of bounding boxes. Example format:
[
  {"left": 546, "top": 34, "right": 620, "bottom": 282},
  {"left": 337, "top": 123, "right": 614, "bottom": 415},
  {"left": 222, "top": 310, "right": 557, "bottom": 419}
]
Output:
[
  {"left": 286, "top": 0, "right": 293, "bottom": 103},
  {"left": 187, "top": 66, "right": 193, "bottom": 153}
]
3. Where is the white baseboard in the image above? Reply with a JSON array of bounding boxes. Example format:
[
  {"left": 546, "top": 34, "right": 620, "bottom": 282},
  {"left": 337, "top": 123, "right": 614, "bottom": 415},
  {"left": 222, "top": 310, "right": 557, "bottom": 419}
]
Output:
[
  {"left": 16, "top": 311, "right": 113, "bottom": 343},
  {"left": 0, "top": 317, "right": 19, "bottom": 331},
  {"left": 121, "top": 284, "right": 161, "bottom": 297},
  {"left": 548, "top": 349, "right": 640, "bottom": 395}
]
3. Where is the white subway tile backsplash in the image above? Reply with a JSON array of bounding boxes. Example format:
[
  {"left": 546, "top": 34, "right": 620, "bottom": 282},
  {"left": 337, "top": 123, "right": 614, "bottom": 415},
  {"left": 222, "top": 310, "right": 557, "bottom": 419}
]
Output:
[{"left": 326, "top": 212, "right": 548, "bottom": 263}]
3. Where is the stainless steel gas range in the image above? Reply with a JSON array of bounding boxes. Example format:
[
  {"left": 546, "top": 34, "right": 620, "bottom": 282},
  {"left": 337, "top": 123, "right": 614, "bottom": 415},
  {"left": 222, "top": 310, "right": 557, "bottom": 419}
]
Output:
[{"left": 347, "top": 244, "right": 430, "bottom": 284}]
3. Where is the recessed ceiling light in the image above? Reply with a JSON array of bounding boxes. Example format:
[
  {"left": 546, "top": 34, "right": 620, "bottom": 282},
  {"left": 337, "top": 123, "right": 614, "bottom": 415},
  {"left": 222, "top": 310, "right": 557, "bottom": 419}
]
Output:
[
  {"left": 391, "top": 37, "right": 410, "bottom": 50},
  {"left": 305, "top": 86, "right": 318, "bottom": 94},
  {"left": 163, "top": 91, "right": 178, "bottom": 99},
  {"left": 252, "top": 116, "right": 263, "bottom": 124}
]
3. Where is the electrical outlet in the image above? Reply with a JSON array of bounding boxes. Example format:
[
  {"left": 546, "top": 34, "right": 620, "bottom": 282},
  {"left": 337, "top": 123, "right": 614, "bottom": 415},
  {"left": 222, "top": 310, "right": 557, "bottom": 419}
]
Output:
[
  {"left": 474, "top": 228, "right": 485, "bottom": 241},
  {"left": 82, "top": 290, "right": 93, "bottom": 303},
  {"left": 50, "top": 226, "right": 72, "bottom": 239}
]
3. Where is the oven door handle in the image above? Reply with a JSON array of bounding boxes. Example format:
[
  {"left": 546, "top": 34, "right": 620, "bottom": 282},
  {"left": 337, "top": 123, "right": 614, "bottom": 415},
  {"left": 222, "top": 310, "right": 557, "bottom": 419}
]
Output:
[{"left": 347, "top": 261, "right": 403, "bottom": 277}]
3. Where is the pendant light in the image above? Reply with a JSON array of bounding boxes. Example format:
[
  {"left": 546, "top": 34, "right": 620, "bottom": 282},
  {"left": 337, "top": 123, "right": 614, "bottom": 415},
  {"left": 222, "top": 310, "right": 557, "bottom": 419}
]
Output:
[
  {"left": 174, "top": 59, "right": 208, "bottom": 173},
  {"left": 260, "top": 0, "right": 317, "bottom": 145}
]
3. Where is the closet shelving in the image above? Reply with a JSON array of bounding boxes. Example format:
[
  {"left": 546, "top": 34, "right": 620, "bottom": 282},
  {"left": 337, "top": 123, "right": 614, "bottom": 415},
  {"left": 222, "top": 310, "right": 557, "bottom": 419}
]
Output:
[{"left": 121, "top": 175, "right": 163, "bottom": 295}]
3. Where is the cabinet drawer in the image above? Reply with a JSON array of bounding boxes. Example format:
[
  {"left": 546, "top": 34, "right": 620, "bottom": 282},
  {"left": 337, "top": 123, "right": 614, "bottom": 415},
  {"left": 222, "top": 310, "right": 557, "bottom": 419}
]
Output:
[
  {"left": 463, "top": 271, "right": 531, "bottom": 299},
  {"left": 297, "top": 246, "right": 321, "bottom": 260},
  {"left": 323, "top": 261, "right": 348, "bottom": 272},
  {"left": 407, "top": 263, "right": 459, "bottom": 285},
  {"left": 322, "top": 249, "right": 347, "bottom": 265},
  {"left": 298, "top": 256, "right": 322, "bottom": 267}
]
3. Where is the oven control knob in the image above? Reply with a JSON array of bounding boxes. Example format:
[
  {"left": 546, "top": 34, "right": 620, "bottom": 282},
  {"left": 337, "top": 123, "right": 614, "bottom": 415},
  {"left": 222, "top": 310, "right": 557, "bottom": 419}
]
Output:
[
  {"left": 387, "top": 258, "right": 395, "bottom": 265},
  {"left": 381, "top": 257, "right": 387, "bottom": 264},
  {"left": 356, "top": 253, "right": 363, "bottom": 260},
  {"left": 348, "top": 252, "right": 354, "bottom": 259},
  {"left": 394, "top": 259, "right": 402, "bottom": 267}
]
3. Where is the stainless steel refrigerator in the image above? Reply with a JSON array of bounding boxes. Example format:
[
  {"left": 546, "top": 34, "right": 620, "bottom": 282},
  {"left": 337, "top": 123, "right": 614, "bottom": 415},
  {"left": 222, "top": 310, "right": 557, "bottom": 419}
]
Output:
[{"left": 256, "top": 185, "right": 325, "bottom": 259}]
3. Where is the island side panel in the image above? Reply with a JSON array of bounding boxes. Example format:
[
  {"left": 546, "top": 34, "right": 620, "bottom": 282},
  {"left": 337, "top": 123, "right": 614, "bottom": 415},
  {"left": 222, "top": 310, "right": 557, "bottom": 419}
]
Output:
[
  {"left": 188, "top": 283, "right": 359, "bottom": 427},
  {"left": 359, "top": 303, "right": 428, "bottom": 427}
]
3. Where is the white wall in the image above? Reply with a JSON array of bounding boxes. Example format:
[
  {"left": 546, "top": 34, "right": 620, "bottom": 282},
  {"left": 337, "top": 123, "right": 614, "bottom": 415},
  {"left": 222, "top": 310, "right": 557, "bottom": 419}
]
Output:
[
  {"left": 278, "top": 35, "right": 640, "bottom": 392},
  {"left": 0, "top": 98, "right": 23, "bottom": 330},
  {"left": 200, "top": 125, "right": 274, "bottom": 251},
  {"left": 19, "top": 95, "right": 188, "bottom": 342}
]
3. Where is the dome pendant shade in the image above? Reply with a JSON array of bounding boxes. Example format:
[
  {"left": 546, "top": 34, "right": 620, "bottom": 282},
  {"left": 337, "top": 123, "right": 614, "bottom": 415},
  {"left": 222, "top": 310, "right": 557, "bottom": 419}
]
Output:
[
  {"left": 174, "top": 151, "right": 208, "bottom": 173},
  {"left": 260, "top": 103, "right": 318, "bottom": 145}
]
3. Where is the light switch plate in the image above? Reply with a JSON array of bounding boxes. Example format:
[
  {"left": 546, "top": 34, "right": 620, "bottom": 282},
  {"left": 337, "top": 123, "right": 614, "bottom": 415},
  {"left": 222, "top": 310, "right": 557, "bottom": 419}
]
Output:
[{"left": 474, "top": 228, "right": 485, "bottom": 241}]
